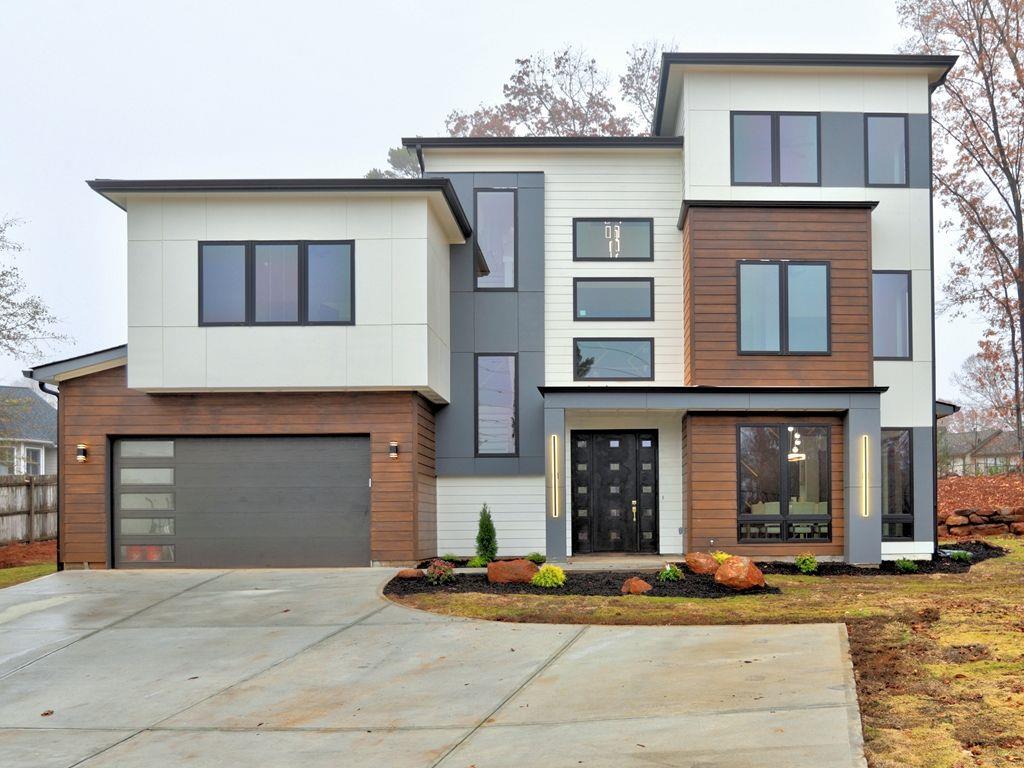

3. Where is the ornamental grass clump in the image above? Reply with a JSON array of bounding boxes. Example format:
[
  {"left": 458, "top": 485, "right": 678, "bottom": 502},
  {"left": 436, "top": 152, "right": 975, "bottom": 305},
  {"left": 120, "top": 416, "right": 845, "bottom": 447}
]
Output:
[
  {"left": 425, "top": 558, "right": 455, "bottom": 585},
  {"left": 794, "top": 552, "right": 819, "bottom": 575},
  {"left": 711, "top": 550, "right": 732, "bottom": 565},
  {"left": 476, "top": 504, "right": 498, "bottom": 562},
  {"left": 525, "top": 552, "right": 547, "bottom": 565},
  {"left": 949, "top": 550, "right": 972, "bottom": 563},
  {"left": 895, "top": 558, "right": 919, "bottom": 574},
  {"left": 530, "top": 564, "right": 567, "bottom": 588},
  {"left": 656, "top": 563, "right": 683, "bottom": 582}
]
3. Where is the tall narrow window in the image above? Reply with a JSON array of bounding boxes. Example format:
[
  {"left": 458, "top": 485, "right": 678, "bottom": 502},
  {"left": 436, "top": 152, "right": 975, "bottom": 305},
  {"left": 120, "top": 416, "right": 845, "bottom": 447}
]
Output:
[
  {"left": 731, "top": 113, "right": 773, "bottom": 184},
  {"left": 475, "top": 190, "right": 516, "bottom": 289},
  {"left": 866, "top": 114, "right": 908, "bottom": 186},
  {"left": 476, "top": 354, "right": 517, "bottom": 456},
  {"left": 253, "top": 244, "right": 299, "bottom": 323},
  {"left": 200, "top": 244, "right": 247, "bottom": 324},
  {"left": 873, "top": 271, "right": 911, "bottom": 359},
  {"left": 881, "top": 429, "right": 913, "bottom": 540},
  {"left": 739, "top": 261, "right": 829, "bottom": 354},
  {"left": 307, "top": 242, "right": 354, "bottom": 324},
  {"left": 778, "top": 114, "right": 819, "bottom": 185},
  {"left": 25, "top": 447, "right": 42, "bottom": 475},
  {"left": 787, "top": 264, "right": 829, "bottom": 352}
]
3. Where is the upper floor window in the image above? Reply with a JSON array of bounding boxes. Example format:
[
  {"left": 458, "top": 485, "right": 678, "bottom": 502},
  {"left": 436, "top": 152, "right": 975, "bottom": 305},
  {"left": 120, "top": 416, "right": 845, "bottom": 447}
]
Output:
[
  {"left": 574, "top": 278, "right": 654, "bottom": 321},
  {"left": 873, "top": 271, "right": 912, "bottom": 359},
  {"left": 573, "top": 338, "right": 654, "bottom": 381},
  {"left": 731, "top": 112, "right": 820, "bottom": 186},
  {"left": 475, "top": 190, "right": 516, "bottom": 289},
  {"left": 476, "top": 354, "right": 517, "bottom": 456},
  {"left": 865, "top": 114, "right": 908, "bottom": 186},
  {"left": 739, "top": 261, "right": 829, "bottom": 354},
  {"left": 199, "top": 241, "right": 354, "bottom": 326},
  {"left": 573, "top": 219, "right": 654, "bottom": 261}
]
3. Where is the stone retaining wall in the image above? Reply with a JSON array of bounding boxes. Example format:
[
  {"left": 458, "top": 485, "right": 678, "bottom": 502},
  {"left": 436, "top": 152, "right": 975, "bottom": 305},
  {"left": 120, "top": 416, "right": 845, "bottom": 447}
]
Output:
[{"left": 938, "top": 506, "right": 1024, "bottom": 538}]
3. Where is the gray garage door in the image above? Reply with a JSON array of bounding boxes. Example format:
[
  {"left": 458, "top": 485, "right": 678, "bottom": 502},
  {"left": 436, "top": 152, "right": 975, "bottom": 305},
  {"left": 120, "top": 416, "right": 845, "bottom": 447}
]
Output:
[{"left": 113, "top": 436, "right": 371, "bottom": 568}]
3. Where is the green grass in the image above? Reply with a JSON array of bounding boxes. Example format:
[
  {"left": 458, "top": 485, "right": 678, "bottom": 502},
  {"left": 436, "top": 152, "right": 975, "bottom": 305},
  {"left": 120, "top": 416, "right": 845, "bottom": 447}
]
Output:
[{"left": 0, "top": 563, "right": 56, "bottom": 589}]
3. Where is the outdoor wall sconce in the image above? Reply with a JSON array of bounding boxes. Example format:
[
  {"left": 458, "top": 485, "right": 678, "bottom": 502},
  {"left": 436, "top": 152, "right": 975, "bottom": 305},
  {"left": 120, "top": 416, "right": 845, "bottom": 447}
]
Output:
[
  {"left": 548, "top": 434, "right": 560, "bottom": 518},
  {"left": 76, "top": 444, "right": 88, "bottom": 463},
  {"left": 388, "top": 441, "right": 399, "bottom": 459},
  {"left": 860, "top": 435, "right": 870, "bottom": 517}
]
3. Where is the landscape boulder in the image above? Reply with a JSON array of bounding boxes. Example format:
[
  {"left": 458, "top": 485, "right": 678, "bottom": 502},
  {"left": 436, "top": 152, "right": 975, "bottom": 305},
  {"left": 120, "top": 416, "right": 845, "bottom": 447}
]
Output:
[
  {"left": 396, "top": 568, "right": 424, "bottom": 579},
  {"left": 621, "top": 576, "right": 653, "bottom": 595},
  {"left": 945, "top": 514, "right": 970, "bottom": 527},
  {"left": 969, "top": 523, "right": 1009, "bottom": 537},
  {"left": 487, "top": 558, "right": 538, "bottom": 584},
  {"left": 1011, "top": 523, "right": 1024, "bottom": 536},
  {"left": 685, "top": 552, "right": 721, "bottom": 575},
  {"left": 714, "top": 556, "right": 766, "bottom": 591}
]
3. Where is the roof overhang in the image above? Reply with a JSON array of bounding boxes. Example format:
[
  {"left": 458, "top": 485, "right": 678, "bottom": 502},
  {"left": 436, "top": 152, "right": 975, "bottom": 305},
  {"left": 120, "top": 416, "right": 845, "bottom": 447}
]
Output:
[
  {"left": 677, "top": 199, "right": 879, "bottom": 229},
  {"left": 86, "top": 177, "right": 474, "bottom": 243},
  {"left": 539, "top": 385, "right": 887, "bottom": 412},
  {"left": 935, "top": 399, "right": 961, "bottom": 419},
  {"left": 24, "top": 344, "right": 127, "bottom": 385},
  {"left": 653, "top": 52, "right": 959, "bottom": 136}
]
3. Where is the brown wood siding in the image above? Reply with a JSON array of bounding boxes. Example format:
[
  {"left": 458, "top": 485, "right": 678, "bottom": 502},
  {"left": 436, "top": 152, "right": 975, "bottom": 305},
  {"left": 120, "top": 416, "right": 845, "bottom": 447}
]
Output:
[
  {"left": 686, "top": 413, "right": 845, "bottom": 558},
  {"left": 683, "top": 206, "right": 872, "bottom": 387},
  {"left": 57, "top": 365, "right": 436, "bottom": 568}
]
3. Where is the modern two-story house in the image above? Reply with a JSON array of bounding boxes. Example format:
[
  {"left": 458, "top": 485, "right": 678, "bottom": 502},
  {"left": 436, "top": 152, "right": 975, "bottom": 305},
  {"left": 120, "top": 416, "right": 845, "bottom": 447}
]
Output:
[{"left": 26, "top": 52, "right": 956, "bottom": 569}]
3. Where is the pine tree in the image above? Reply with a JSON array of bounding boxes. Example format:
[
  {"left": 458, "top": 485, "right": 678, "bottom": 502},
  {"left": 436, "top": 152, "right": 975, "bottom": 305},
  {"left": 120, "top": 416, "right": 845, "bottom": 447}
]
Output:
[{"left": 475, "top": 504, "right": 498, "bottom": 562}]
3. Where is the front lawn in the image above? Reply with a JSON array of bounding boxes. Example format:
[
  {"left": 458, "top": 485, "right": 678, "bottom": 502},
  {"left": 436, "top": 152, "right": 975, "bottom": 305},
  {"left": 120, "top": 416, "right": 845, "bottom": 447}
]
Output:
[
  {"left": 0, "top": 539, "right": 57, "bottom": 588},
  {"left": 390, "top": 538, "right": 1024, "bottom": 767},
  {"left": 0, "top": 562, "right": 56, "bottom": 589}
]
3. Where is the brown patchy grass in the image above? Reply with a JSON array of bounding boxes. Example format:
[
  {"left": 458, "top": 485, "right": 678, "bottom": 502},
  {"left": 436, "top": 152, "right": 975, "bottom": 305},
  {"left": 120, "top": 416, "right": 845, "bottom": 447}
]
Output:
[{"left": 391, "top": 538, "right": 1024, "bottom": 768}]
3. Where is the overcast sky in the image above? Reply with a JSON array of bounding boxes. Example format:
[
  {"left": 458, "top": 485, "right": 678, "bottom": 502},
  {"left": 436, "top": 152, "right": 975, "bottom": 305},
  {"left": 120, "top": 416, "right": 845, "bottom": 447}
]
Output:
[{"left": 0, "top": 0, "right": 983, "bottom": 400}]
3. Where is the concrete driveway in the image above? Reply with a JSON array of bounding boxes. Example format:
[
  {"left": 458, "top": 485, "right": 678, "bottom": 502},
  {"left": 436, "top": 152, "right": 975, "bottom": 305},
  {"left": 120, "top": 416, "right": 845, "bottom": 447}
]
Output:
[{"left": 0, "top": 569, "right": 866, "bottom": 767}]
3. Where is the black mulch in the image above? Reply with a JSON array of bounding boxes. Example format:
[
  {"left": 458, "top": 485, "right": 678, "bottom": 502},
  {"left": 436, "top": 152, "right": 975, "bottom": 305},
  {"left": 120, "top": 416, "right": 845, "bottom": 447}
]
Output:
[
  {"left": 758, "top": 539, "right": 1006, "bottom": 576},
  {"left": 385, "top": 570, "right": 780, "bottom": 599}
]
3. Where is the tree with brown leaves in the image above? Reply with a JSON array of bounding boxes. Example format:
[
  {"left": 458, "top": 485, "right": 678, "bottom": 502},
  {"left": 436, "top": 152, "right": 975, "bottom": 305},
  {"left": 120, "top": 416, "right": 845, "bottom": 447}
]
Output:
[{"left": 0, "top": 218, "right": 64, "bottom": 359}]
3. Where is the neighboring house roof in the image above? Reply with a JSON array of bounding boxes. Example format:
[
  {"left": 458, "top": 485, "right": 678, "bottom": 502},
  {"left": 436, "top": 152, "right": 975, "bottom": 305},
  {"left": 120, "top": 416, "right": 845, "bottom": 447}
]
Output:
[
  {"left": 0, "top": 386, "right": 57, "bottom": 445},
  {"left": 974, "top": 430, "right": 1023, "bottom": 458},
  {"left": 941, "top": 428, "right": 1006, "bottom": 458}
]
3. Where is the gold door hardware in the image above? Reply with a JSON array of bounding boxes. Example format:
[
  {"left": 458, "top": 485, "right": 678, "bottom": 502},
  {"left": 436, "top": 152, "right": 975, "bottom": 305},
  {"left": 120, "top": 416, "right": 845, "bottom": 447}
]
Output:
[{"left": 631, "top": 499, "right": 638, "bottom": 522}]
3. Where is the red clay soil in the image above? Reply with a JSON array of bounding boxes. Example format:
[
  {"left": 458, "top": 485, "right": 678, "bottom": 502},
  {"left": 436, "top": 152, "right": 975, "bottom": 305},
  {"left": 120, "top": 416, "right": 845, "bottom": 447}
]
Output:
[
  {"left": 0, "top": 539, "right": 56, "bottom": 568},
  {"left": 938, "top": 473, "right": 1024, "bottom": 515}
]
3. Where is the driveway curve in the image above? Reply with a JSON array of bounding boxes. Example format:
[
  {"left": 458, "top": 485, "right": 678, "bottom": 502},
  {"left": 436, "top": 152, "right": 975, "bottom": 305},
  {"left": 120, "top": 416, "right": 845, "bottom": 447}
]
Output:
[{"left": 0, "top": 569, "right": 866, "bottom": 767}]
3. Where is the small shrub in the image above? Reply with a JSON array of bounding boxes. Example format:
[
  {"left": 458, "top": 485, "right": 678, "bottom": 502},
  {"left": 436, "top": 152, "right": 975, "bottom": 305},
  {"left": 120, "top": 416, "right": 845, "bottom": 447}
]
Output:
[
  {"left": 440, "top": 553, "right": 461, "bottom": 564},
  {"left": 949, "top": 550, "right": 973, "bottom": 563},
  {"left": 476, "top": 505, "right": 498, "bottom": 562},
  {"left": 656, "top": 563, "right": 683, "bottom": 582},
  {"left": 711, "top": 550, "right": 732, "bottom": 565},
  {"left": 794, "top": 552, "right": 819, "bottom": 575},
  {"left": 525, "top": 552, "right": 547, "bottom": 565},
  {"left": 466, "top": 555, "right": 489, "bottom": 568},
  {"left": 895, "top": 558, "right": 919, "bottom": 574},
  {"left": 530, "top": 564, "right": 566, "bottom": 588},
  {"left": 425, "top": 558, "right": 455, "bottom": 585}
]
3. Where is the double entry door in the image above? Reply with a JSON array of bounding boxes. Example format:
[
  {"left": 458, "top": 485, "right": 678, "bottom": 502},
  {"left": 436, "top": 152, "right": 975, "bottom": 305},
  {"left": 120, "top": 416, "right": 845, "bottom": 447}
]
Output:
[{"left": 570, "top": 431, "right": 659, "bottom": 554}]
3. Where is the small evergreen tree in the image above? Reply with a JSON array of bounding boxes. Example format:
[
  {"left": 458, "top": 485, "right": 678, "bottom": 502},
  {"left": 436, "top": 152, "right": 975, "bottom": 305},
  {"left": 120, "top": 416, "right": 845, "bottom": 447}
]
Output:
[{"left": 475, "top": 504, "right": 498, "bottom": 561}]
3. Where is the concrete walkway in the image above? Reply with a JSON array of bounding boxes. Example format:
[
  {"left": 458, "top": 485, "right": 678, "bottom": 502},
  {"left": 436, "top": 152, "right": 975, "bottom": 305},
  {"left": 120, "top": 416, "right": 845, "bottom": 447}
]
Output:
[{"left": 0, "top": 569, "right": 867, "bottom": 767}]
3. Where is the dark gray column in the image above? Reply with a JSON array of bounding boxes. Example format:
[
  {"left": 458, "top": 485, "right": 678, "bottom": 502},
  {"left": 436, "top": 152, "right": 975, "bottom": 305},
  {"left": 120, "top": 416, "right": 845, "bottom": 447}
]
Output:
[
  {"left": 544, "top": 406, "right": 567, "bottom": 562},
  {"left": 912, "top": 426, "right": 936, "bottom": 545},
  {"left": 844, "top": 395, "right": 882, "bottom": 564}
]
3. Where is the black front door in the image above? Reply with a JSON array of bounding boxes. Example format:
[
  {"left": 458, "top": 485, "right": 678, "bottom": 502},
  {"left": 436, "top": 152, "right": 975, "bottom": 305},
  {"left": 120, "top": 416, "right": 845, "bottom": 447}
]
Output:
[{"left": 570, "top": 431, "right": 658, "bottom": 554}]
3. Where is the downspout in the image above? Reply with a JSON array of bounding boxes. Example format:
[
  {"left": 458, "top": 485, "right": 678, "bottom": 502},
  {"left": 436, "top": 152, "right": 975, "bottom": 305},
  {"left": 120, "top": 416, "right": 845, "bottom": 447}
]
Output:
[{"left": 37, "top": 381, "right": 61, "bottom": 571}]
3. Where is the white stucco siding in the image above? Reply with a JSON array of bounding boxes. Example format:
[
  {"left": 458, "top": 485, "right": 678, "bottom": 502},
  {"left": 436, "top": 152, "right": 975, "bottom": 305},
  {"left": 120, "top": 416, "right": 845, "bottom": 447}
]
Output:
[
  {"left": 423, "top": 149, "right": 685, "bottom": 387},
  {"left": 125, "top": 193, "right": 454, "bottom": 400},
  {"left": 436, "top": 475, "right": 546, "bottom": 556}
]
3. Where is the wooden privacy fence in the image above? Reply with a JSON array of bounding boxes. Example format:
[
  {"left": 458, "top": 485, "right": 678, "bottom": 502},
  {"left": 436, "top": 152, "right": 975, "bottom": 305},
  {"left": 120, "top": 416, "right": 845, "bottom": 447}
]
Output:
[{"left": 0, "top": 474, "right": 56, "bottom": 545}]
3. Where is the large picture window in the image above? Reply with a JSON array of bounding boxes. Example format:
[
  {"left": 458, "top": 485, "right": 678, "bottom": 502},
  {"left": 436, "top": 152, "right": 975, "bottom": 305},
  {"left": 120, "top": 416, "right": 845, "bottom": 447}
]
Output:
[
  {"left": 199, "top": 241, "right": 354, "bottom": 326},
  {"left": 738, "top": 261, "right": 829, "bottom": 354},
  {"left": 865, "top": 114, "right": 908, "bottom": 186},
  {"left": 475, "top": 190, "right": 516, "bottom": 289},
  {"left": 738, "top": 424, "right": 831, "bottom": 542},
  {"left": 573, "top": 338, "right": 654, "bottom": 381},
  {"left": 573, "top": 219, "right": 653, "bottom": 261},
  {"left": 573, "top": 278, "right": 654, "bottom": 321},
  {"left": 476, "top": 354, "right": 517, "bottom": 456},
  {"left": 881, "top": 428, "right": 914, "bottom": 540},
  {"left": 873, "top": 271, "right": 912, "bottom": 359},
  {"left": 731, "top": 112, "right": 820, "bottom": 186}
]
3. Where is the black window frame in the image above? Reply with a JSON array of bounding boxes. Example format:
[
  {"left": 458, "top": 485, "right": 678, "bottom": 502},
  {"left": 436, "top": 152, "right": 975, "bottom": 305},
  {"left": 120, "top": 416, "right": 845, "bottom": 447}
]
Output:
[
  {"left": 730, "top": 111, "right": 822, "bottom": 187},
  {"left": 881, "top": 427, "right": 914, "bottom": 541},
  {"left": 474, "top": 352, "right": 519, "bottom": 458},
  {"left": 198, "top": 240, "right": 355, "bottom": 327},
  {"left": 572, "top": 218, "right": 655, "bottom": 262},
  {"left": 864, "top": 113, "right": 910, "bottom": 188},
  {"left": 474, "top": 188, "right": 518, "bottom": 291},
  {"left": 572, "top": 277, "right": 655, "bottom": 322},
  {"left": 572, "top": 337, "right": 655, "bottom": 382},
  {"left": 872, "top": 269, "right": 913, "bottom": 360},
  {"left": 736, "top": 423, "right": 833, "bottom": 544},
  {"left": 737, "top": 260, "right": 831, "bottom": 355}
]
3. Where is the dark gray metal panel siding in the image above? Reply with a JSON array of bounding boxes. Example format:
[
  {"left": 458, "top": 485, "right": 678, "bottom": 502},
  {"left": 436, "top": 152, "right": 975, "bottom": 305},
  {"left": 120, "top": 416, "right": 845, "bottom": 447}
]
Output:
[
  {"left": 821, "top": 112, "right": 865, "bottom": 187},
  {"left": 113, "top": 436, "right": 371, "bottom": 568},
  {"left": 427, "top": 171, "right": 545, "bottom": 477},
  {"left": 908, "top": 114, "right": 931, "bottom": 189},
  {"left": 912, "top": 426, "right": 936, "bottom": 543}
]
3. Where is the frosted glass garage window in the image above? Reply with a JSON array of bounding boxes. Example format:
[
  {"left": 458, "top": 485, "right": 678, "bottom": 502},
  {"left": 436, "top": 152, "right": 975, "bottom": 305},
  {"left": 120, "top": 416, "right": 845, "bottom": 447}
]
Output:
[
  {"left": 120, "top": 468, "right": 174, "bottom": 485},
  {"left": 475, "top": 190, "right": 516, "bottom": 289},
  {"left": 120, "top": 440, "right": 174, "bottom": 458},
  {"left": 254, "top": 244, "right": 299, "bottom": 323},
  {"left": 476, "top": 355, "right": 517, "bottom": 455},
  {"left": 200, "top": 244, "right": 246, "bottom": 324}
]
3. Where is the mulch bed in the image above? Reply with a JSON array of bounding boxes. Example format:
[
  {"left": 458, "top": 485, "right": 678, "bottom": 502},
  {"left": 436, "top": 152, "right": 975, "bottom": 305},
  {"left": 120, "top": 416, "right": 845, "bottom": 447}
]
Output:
[
  {"left": 385, "top": 570, "right": 780, "bottom": 599},
  {"left": 758, "top": 539, "right": 1005, "bottom": 576},
  {"left": 0, "top": 539, "right": 56, "bottom": 568},
  {"left": 938, "top": 473, "right": 1024, "bottom": 516}
]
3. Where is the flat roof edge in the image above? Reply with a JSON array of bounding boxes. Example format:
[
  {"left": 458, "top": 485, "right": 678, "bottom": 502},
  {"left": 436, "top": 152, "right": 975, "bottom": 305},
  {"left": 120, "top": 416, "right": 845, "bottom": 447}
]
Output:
[
  {"left": 677, "top": 199, "right": 879, "bottom": 229},
  {"left": 540, "top": 385, "right": 889, "bottom": 395},
  {"left": 402, "top": 136, "right": 684, "bottom": 149}
]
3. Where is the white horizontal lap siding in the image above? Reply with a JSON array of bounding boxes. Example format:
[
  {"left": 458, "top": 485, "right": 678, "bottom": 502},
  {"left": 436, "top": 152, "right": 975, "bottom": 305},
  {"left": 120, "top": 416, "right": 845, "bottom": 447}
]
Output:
[
  {"left": 436, "top": 476, "right": 546, "bottom": 557},
  {"left": 425, "top": 150, "right": 685, "bottom": 386}
]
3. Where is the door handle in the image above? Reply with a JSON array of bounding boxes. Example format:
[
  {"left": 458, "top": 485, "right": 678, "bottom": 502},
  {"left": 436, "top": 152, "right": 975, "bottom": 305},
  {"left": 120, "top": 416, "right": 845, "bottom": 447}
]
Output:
[{"left": 631, "top": 499, "right": 637, "bottom": 522}]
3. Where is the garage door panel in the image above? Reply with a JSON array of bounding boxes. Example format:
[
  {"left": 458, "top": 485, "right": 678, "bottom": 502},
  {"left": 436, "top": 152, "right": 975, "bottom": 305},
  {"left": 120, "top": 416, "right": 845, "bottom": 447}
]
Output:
[{"left": 114, "top": 436, "right": 371, "bottom": 568}]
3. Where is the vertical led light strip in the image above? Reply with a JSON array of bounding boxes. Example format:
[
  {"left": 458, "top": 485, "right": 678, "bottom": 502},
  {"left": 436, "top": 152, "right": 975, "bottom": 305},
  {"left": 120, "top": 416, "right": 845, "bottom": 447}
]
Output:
[
  {"left": 861, "top": 434, "right": 870, "bottom": 517},
  {"left": 549, "top": 434, "right": 560, "bottom": 518}
]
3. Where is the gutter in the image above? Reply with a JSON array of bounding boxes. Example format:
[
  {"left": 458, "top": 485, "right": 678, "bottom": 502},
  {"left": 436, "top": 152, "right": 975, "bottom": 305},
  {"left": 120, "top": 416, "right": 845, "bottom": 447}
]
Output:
[{"left": 34, "top": 380, "right": 61, "bottom": 572}]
